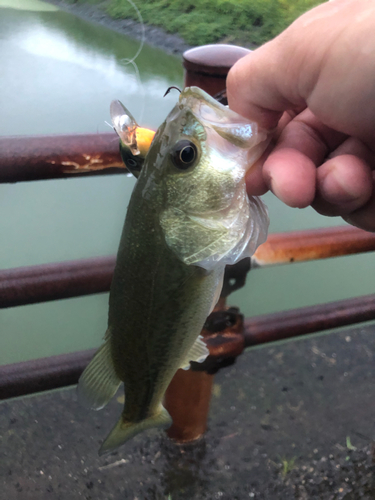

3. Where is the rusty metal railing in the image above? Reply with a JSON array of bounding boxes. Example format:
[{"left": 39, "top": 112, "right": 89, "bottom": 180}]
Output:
[
  {"left": 1, "top": 44, "right": 375, "bottom": 444},
  {"left": 1, "top": 293, "right": 375, "bottom": 401},
  {"left": 2, "top": 226, "right": 375, "bottom": 309},
  {"left": 0, "top": 133, "right": 124, "bottom": 182}
]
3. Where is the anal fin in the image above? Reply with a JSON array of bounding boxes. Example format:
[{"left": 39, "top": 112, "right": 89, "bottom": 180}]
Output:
[{"left": 77, "top": 329, "right": 121, "bottom": 410}]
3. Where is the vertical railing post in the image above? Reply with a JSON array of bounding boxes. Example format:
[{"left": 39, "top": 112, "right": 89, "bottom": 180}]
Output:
[
  {"left": 182, "top": 44, "right": 250, "bottom": 96},
  {"left": 164, "top": 45, "right": 251, "bottom": 443}
]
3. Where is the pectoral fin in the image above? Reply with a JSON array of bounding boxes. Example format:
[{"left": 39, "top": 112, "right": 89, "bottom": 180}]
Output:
[
  {"left": 180, "top": 335, "right": 209, "bottom": 370},
  {"left": 160, "top": 207, "right": 229, "bottom": 269},
  {"left": 77, "top": 329, "right": 121, "bottom": 410}
]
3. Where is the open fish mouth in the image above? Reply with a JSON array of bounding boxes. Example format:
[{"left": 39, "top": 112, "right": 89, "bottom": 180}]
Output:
[{"left": 179, "top": 87, "right": 271, "bottom": 165}]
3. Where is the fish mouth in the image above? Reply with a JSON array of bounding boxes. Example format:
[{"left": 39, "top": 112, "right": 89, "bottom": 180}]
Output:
[
  {"left": 179, "top": 87, "right": 268, "bottom": 146},
  {"left": 179, "top": 87, "right": 271, "bottom": 171},
  {"left": 110, "top": 87, "right": 271, "bottom": 178}
]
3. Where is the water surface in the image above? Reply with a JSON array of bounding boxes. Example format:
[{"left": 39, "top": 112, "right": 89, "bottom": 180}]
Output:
[{"left": 1, "top": 1, "right": 373, "bottom": 364}]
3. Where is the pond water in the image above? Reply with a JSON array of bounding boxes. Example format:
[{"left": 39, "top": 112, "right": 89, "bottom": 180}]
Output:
[{"left": 0, "top": 0, "right": 374, "bottom": 365}]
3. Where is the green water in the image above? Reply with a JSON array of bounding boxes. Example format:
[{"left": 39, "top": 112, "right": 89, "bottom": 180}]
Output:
[{"left": 0, "top": 0, "right": 374, "bottom": 365}]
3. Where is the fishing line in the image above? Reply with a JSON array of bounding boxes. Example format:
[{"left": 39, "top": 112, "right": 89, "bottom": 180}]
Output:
[
  {"left": 122, "top": 0, "right": 145, "bottom": 64},
  {"left": 119, "top": 0, "right": 146, "bottom": 123}
]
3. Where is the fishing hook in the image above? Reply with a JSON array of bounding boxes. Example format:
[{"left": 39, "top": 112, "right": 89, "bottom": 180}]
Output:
[{"left": 163, "top": 86, "right": 182, "bottom": 97}]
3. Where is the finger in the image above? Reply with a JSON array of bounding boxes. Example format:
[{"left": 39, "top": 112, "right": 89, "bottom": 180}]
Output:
[
  {"left": 343, "top": 175, "right": 375, "bottom": 232},
  {"left": 273, "top": 108, "right": 347, "bottom": 163},
  {"left": 246, "top": 107, "right": 340, "bottom": 200},
  {"left": 275, "top": 109, "right": 301, "bottom": 139},
  {"left": 262, "top": 148, "right": 317, "bottom": 208},
  {"left": 313, "top": 155, "right": 373, "bottom": 216},
  {"left": 245, "top": 110, "right": 301, "bottom": 197},
  {"left": 245, "top": 147, "right": 270, "bottom": 196},
  {"left": 261, "top": 109, "right": 347, "bottom": 208},
  {"left": 313, "top": 136, "right": 375, "bottom": 217},
  {"left": 226, "top": 45, "right": 304, "bottom": 129},
  {"left": 329, "top": 136, "right": 375, "bottom": 169}
]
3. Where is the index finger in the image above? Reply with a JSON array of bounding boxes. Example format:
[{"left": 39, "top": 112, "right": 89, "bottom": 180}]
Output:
[{"left": 226, "top": 43, "right": 305, "bottom": 129}]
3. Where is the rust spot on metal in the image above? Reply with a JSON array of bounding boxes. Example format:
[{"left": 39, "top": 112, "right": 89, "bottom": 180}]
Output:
[
  {"left": 0, "top": 133, "right": 126, "bottom": 183},
  {"left": 60, "top": 153, "right": 108, "bottom": 173},
  {"left": 165, "top": 304, "right": 245, "bottom": 443}
]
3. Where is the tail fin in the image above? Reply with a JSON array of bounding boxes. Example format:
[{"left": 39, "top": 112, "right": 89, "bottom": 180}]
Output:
[{"left": 99, "top": 405, "right": 172, "bottom": 455}]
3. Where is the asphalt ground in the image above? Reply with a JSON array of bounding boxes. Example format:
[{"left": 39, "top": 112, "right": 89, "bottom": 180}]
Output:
[{"left": 1, "top": 322, "right": 375, "bottom": 499}]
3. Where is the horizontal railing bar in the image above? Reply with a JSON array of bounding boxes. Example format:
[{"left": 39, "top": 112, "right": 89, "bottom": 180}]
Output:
[
  {"left": 0, "top": 256, "right": 115, "bottom": 308},
  {"left": 244, "top": 293, "right": 375, "bottom": 347},
  {"left": 0, "top": 133, "right": 126, "bottom": 183},
  {"left": 1, "top": 293, "right": 374, "bottom": 400},
  {"left": 252, "top": 225, "right": 375, "bottom": 266},
  {"left": 0, "top": 349, "right": 95, "bottom": 400},
  {"left": 1, "top": 226, "right": 374, "bottom": 309}
]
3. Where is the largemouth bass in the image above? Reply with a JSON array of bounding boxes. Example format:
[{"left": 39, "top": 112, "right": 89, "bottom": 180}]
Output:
[{"left": 78, "top": 87, "right": 270, "bottom": 455}]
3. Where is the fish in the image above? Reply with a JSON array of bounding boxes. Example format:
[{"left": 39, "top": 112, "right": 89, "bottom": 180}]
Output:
[{"left": 77, "top": 86, "right": 270, "bottom": 455}]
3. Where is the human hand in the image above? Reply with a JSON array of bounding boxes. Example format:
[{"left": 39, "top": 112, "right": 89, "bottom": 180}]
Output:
[{"left": 227, "top": 0, "right": 375, "bottom": 231}]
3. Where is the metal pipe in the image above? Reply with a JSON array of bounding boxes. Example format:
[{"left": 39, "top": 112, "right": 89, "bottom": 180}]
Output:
[
  {"left": 0, "top": 256, "right": 115, "bottom": 308},
  {"left": 0, "top": 349, "right": 95, "bottom": 400},
  {"left": 164, "top": 370, "right": 215, "bottom": 442},
  {"left": 1, "top": 293, "right": 375, "bottom": 401},
  {"left": 243, "top": 293, "right": 375, "bottom": 347},
  {"left": 252, "top": 226, "right": 375, "bottom": 267},
  {"left": 183, "top": 44, "right": 250, "bottom": 96},
  {"left": 0, "top": 133, "right": 125, "bottom": 183},
  {"left": 1, "top": 226, "right": 374, "bottom": 309}
]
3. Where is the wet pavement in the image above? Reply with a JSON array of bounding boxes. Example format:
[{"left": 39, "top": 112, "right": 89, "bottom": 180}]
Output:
[{"left": 1, "top": 323, "right": 375, "bottom": 499}]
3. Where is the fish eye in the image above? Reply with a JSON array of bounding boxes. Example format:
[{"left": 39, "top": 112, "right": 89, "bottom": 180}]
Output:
[
  {"left": 126, "top": 158, "right": 137, "bottom": 168},
  {"left": 170, "top": 140, "right": 198, "bottom": 170}
]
